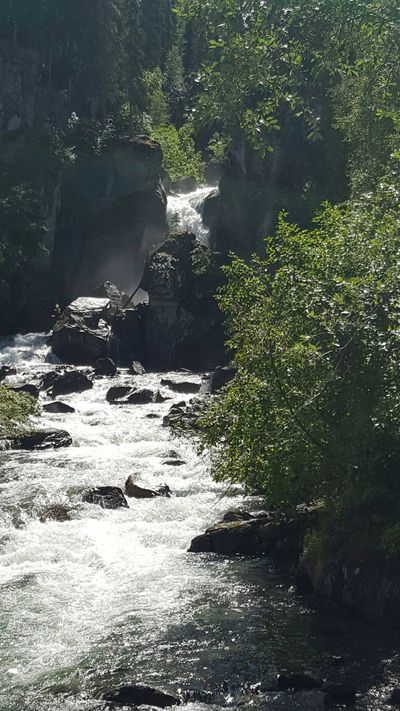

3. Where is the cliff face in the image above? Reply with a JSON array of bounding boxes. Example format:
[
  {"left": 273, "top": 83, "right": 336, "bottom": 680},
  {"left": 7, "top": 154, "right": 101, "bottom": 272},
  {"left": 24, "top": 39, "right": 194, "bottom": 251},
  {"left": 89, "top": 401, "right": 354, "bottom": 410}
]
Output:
[
  {"left": 54, "top": 136, "right": 167, "bottom": 305},
  {"left": 0, "top": 40, "right": 43, "bottom": 135}
]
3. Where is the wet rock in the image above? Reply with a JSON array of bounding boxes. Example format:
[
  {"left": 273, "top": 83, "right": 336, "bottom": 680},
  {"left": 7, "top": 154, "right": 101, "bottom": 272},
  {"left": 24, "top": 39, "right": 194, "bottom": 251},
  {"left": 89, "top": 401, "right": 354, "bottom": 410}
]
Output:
[
  {"left": 94, "top": 358, "right": 117, "bottom": 377},
  {"left": 141, "top": 231, "right": 226, "bottom": 370},
  {"left": 10, "top": 382, "right": 40, "bottom": 399},
  {"left": 109, "top": 387, "right": 160, "bottom": 405},
  {"left": 106, "top": 386, "right": 131, "bottom": 402},
  {"left": 162, "top": 459, "right": 186, "bottom": 467},
  {"left": 146, "top": 413, "right": 160, "bottom": 419},
  {"left": 223, "top": 510, "right": 253, "bottom": 523},
  {"left": 47, "top": 369, "right": 93, "bottom": 397},
  {"left": 277, "top": 674, "right": 322, "bottom": 692},
  {"left": 387, "top": 688, "right": 400, "bottom": 705},
  {"left": 92, "top": 281, "right": 129, "bottom": 310},
  {"left": 43, "top": 401, "right": 76, "bottom": 414},
  {"left": 83, "top": 486, "right": 128, "bottom": 509},
  {"left": 129, "top": 360, "right": 146, "bottom": 375},
  {"left": 205, "top": 364, "right": 237, "bottom": 393},
  {"left": 182, "top": 690, "right": 213, "bottom": 703},
  {"left": 161, "top": 378, "right": 201, "bottom": 394},
  {"left": 50, "top": 297, "right": 116, "bottom": 365},
  {"left": 164, "top": 450, "right": 180, "bottom": 459},
  {"left": 189, "top": 514, "right": 311, "bottom": 559},
  {"left": 125, "top": 476, "right": 160, "bottom": 499},
  {"left": 103, "top": 684, "right": 180, "bottom": 707},
  {"left": 11, "top": 430, "right": 72, "bottom": 450},
  {"left": 321, "top": 682, "right": 357, "bottom": 702},
  {"left": 163, "top": 397, "right": 207, "bottom": 431},
  {"left": 157, "top": 484, "right": 172, "bottom": 498},
  {"left": 39, "top": 505, "right": 71, "bottom": 523},
  {"left": 0, "top": 364, "right": 16, "bottom": 381}
]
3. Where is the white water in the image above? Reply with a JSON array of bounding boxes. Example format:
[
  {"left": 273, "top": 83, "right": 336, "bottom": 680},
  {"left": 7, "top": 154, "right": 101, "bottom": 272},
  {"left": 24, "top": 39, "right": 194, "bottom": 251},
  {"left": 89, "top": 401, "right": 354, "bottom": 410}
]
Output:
[
  {"left": 1, "top": 336, "right": 399, "bottom": 710},
  {"left": 167, "top": 187, "right": 215, "bottom": 246}
]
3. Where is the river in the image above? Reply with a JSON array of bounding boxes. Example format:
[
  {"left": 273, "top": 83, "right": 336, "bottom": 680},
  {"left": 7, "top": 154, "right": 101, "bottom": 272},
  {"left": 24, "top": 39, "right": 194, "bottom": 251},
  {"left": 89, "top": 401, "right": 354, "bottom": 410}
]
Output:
[{"left": 1, "top": 192, "right": 400, "bottom": 710}]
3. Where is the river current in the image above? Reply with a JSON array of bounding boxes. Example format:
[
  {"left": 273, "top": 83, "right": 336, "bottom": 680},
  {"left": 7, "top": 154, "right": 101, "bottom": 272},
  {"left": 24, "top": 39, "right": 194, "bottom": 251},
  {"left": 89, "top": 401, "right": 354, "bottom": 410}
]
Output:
[
  {"left": 1, "top": 336, "right": 400, "bottom": 710},
  {"left": 1, "top": 192, "right": 400, "bottom": 710}
]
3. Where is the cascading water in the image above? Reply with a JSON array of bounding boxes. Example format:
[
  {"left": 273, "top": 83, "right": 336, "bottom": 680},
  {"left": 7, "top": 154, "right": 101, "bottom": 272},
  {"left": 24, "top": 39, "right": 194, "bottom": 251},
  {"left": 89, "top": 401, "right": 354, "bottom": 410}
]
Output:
[
  {"left": 1, "top": 335, "right": 400, "bottom": 710},
  {"left": 167, "top": 187, "right": 215, "bottom": 246}
]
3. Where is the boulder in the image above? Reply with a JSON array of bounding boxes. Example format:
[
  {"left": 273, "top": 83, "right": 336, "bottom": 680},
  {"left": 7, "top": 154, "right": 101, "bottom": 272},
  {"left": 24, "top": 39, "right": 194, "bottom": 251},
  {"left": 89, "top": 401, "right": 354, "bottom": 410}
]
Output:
[
  {"left": 50, "top": 297, "right": 116, "bottom": 365},
  {"left": 163, "top": 397, "right": 208, "bottom": 431},
  {"left": 129, "top": 360, "right": 146, "bottom": 375},
  {"left": 10, "top": 383, "right": 40, "bottom": 399},
  {"left": 157, "top": 484, "right": 172, "bottom": 498},
  {"left": 91, "top": 281, "right": 129, "bottom": 310},
  {"left": 94, "top": 357, "right": 117, "bottom": 376},
  {"left": 103, "top": 684, "right": 180, "bottom": 708},
  {"left": 141, "top": 231, "right": 226, "bottom": 370},
  {"left": 106, "top": 385, "right": 131, "bottom": 402},
  {"left": 49, "top": 369, "right": 93, "bottom": 397},
  {"left": 83, "top": 486, "right": 128, "bottom": 509},
  {"left": 223, "top": 510, "right": 253, "bottom": 523},
  {"left": 204, "top": 364, "right": 237, "bottom": 393},
  {"left": 189, "top": 514, "right": 312, "bottom": 559},
  {"left": 125, "top": 476, "right": 159, "bottom": 499},
  {"left": 109, "top": 387, "right": 159, "bottom": 405},
  {"left": 0, "top": 364, "right": 16, "bottom": 381},
  {"left": 43, "top": 401, "right": 75, "bottom": 414},
  {"left": 11, "top": 429, "right": 72, "bottom": 450},
  {"left": 39, "top": 505, "right": 71, "bottom": 523},
  {"left": 161, "top": 378, "right": 201, "bottom": 394}
]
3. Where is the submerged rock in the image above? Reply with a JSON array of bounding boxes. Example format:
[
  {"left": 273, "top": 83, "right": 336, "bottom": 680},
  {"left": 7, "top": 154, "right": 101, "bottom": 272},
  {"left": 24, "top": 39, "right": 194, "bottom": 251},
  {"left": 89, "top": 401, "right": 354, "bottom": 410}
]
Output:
[
  {"left": 125, "top": 476, "right": 160, "bottom": 499},
  {"left": 161, "top": 378, "right": 201, "bottom": 394},
  {"left": 83, "top": 487, "right": 128, "bottom": 509},
  {"left": 43, "top": 401, "right": 75, "bottom": 414},
  {"left": 321, "top": 682, "right": 357, "bottom": 702},
  {"left": 39, "top": 505, "right": 71, "bottom": 523},
  {"left": 11, "top": 429, "right": 72, "bottom": 450},
  {"left": 103, "top": 684, "right": 180, "bottom": 707},
  {"left": 94, "top": 357, "right": 117, "bottom": 376}
]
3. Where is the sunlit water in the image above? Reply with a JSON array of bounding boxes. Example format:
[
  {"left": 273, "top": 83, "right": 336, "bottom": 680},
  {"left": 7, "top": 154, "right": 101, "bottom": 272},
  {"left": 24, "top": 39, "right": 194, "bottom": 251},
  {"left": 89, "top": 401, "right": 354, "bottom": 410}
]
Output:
[
  {"left": 167, "top": 188, "right": 214, "bottom": 246},
  {"left": 1, "top": 336, "right": 400, "bottom": 710}
]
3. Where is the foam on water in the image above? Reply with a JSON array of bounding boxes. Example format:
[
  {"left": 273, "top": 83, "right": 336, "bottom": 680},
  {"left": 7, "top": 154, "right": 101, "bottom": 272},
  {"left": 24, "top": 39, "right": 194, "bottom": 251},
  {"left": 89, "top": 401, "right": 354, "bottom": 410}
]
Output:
[
  {"left": 1, "top": 337, "right": 400, "bottom": 710},
  {"left": 167, "top": 187, "right": 215, "bottom": 245}
]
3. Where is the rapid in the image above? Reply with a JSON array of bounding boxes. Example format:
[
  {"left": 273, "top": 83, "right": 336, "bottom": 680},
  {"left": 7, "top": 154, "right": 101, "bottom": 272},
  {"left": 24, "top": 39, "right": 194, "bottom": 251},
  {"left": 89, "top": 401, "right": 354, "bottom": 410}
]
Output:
[{"left": 1, "top": 193, "right": 400, "bottom": 711}]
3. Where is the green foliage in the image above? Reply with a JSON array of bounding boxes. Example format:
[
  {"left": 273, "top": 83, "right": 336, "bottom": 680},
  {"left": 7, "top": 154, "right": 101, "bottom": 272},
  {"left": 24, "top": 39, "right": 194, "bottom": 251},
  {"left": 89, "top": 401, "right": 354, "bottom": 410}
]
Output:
[
  {"left": 0, "top": 386, "right": 39, "bottom": 438},
  {"left": 201, "top": 166, "right": 400, "bottom": 548},
  {"left": 143, "top": 68, "right": 170, "bottom": 127},
  {"left": 151, "top": 123, "right": 204, "bottom": 184}
]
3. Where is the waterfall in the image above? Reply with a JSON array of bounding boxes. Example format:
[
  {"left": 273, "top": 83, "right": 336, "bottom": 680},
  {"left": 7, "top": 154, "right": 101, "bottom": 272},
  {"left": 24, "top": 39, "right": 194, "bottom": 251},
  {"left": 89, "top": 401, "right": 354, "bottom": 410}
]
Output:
[{"left": 166, "top": 186, "right": 214, "bottom": 246}]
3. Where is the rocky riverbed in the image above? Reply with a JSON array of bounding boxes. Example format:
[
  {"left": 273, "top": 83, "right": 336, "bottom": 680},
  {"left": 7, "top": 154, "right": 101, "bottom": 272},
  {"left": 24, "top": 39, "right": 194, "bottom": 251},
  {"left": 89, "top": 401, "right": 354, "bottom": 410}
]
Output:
[{"left": 1, "top": 335, "right": 400, "bottom": 710}]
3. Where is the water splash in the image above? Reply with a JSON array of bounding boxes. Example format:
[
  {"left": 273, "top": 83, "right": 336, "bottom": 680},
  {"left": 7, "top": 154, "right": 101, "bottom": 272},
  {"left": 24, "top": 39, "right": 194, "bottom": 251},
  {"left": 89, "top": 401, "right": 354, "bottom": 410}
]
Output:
[{"left": 167, "top": 187, "right": 215, "bottom": 246}]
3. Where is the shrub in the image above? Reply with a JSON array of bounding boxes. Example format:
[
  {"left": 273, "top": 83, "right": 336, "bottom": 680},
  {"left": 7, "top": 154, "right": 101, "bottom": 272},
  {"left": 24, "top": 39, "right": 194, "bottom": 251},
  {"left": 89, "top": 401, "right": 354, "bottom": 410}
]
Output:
[
  {"left": 201, "top": 165, "right": 400, "bottom": 549},
  {"left": 0, "top": 386, "right": 39, "bottom": 438},
  {"left": 151, "top": 123, "right": 205, "bottom": 184}
]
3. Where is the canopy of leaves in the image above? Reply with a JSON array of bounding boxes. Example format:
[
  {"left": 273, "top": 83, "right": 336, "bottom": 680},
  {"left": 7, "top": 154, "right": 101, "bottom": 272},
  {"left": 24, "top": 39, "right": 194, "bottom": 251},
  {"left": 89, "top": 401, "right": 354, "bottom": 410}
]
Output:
[
  {"left": 201, "top": 163, "right": 400, "bottom": 550},
  {"left": 151, "top": 123, "right": 205, "bottom": 184}
]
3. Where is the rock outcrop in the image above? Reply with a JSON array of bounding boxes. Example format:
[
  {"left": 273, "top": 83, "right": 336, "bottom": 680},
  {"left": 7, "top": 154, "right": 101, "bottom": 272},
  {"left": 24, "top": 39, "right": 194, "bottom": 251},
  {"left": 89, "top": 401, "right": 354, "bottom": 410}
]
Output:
[
  {"left": 141, "top": 231, "right": 226, "bottom": 370},
  {"left": 50, "top": 297, "right": 117, "bottom": 365},
  {"left": 83, "top": 487, "right": 128, "bottom": 510},
  {"left": 54, "top": 135, "right": 167, "bottom": 305},
  {"left": 8, "top": 429, "right": 73, "bottom": 450}
]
